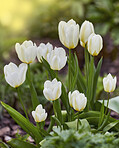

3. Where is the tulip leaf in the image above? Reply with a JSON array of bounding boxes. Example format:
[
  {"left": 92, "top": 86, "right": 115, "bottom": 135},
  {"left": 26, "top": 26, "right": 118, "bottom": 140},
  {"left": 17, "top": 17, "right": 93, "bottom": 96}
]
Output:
[
  {"left": 7, "top": 139, "right": 37, "bottom": 148},
  {"left": 0, "top": 141, "right": 9, "bottom": 148},
  {"left": 71, "top": 54, "right": 79, "bottom": 90},
  {"left": 98, "top": 99, "right": 105, "bottom": 128},
  {"left": 1, "top": 102, "right": 42, "bottom": 145},
  {"left": 92, "top": 57, "right": 103, "bottom": 104},
  {"left": 70, "top": 52, "right": 86, "bottom": 93},
  {"left": 42, "top": 58, "right": 56, "bottom": 79},
  {"left": 27, "top": 65, "right": 39, "bottom": 110},
  {"left": 86, "top": 56, "right": 95, "bottom": 109},
  {"left": 66, "top": 119, "right": 91, "bottom": 132},
  {"left": 103, "top": 120, "right": 119, "bottom": 132},
  {"left": 99, "top": 96, "right": 119, "bottom": 114},
  {"left": 97, "top": 111, "right": 111, "bottom": 131}
]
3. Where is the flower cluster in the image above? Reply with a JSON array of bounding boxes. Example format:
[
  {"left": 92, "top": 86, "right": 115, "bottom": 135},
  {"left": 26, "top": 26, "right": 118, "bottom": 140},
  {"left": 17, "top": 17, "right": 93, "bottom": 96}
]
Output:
[{"left": 3, "top": 19, "right": 117, "bottom": 125}]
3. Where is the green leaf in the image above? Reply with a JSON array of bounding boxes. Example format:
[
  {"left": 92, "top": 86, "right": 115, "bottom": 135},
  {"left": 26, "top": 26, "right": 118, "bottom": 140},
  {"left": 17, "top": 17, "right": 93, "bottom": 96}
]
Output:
[
  {"left": 92, "top": 57, "right": 103, "bottom": 104},
  {"left": 99, "top": 96, "right": 119, "bottom": 114},
  {"left": 65, "top": 119, "right": 91, "bottom": 132},
  {"left": 0, "top": 141, "right": 9, "bottom": 148},
  {"left": 103, "top": 120, "right": 119, "bottom": 132},
  {"left": 7, "top": 139, "right": 37, "bottom": 148},
  {"left": 42, "top": 58, "right": 56, "bottom": 79},
  {"left": 1, "top": 102, "right": 42, "bottom": 145},
  {"left": 71, "top": 54, "right": 79, "bottom": 90},
  {"left": 98, "top": 99, "right": 105, "bottom": 127},
  {"left": 86, "top": 56, "right": 95, "bottom": 109},
  {"left": 97, "top": 111, "right": 111, "bottom": 131}
]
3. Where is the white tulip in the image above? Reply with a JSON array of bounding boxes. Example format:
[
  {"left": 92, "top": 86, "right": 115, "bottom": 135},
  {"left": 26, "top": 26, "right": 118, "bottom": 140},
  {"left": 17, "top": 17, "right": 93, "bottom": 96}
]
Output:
[
  {"left": 68, "top": 90, "right": 87, "bottom": 111},
  {"left": 43, "top": 78, "right": 62, "bottom": 101},
  {"left": 87, "top": 33, "right": 103, "bottom": 56},
  {"left": 58, "top": 19, "right": 79, "bottom": 49},
  {"left": 103, "top": 73, "right": 117, "bottom": 92},
  {"left": 47, "top": 47, "right": 67, "bottom": 70},
  {"left": 15, "top": 40, "right": 37, "bottom": 64},
  {"left": 32, "top": 104, "right": 47, "bottom": 122},
  {"left": 79, "top": 20, "right": 94, "bottom": 47},
  {"left": 4, "top": 62, "right": 28, "bottom": 88},
  {"left": 37, "top": 42, "right": 53, "bottom": 62}
]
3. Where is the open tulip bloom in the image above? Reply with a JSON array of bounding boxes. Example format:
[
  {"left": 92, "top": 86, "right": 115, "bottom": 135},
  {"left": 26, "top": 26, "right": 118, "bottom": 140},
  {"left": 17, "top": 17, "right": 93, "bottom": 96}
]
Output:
[
  {"left": 32, "top": 104, "right": 47, "bottom": 123},
  {"left": 4, "top": 62, "right": 28, "bottom": 88},
  {"left": 79, "top": 20, "right": 94, "bottom": 47},
  {"left": 103, "top": 73, "right": 117, "bottom": 93},
  {"left": 15, "top": 40, "right": 37, "bottom": 64},
  {"left": 43, "top": 78, "right": 62, "bottom": 101},
  {"left": 58, "top": 19, "right": 79, "bottom": 49},
  {"left": 1, "top": 19, "right": 119, "bottom": 147},
  {"left": 47, "top": 47, "right": 67, "bottom": 70},
  {"left": 37, "top": 42, "right": 53, "bottom": 63}
]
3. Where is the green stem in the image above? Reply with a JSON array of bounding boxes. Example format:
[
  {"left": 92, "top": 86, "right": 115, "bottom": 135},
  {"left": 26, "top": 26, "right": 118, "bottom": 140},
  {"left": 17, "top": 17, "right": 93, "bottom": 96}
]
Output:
[
  {"left": 77, "top": 114, "right": 80, "bottom": 130},
  {"left": 16, "top": 87, "right": 29, "bottom": 120},
  {"left": 105, "top": 93, "right": 110, "bottom": 115},
  {"left": 68, "top": 49, "right": 72, "bottom": 91},
  {"left": 53, "top": 99, "right": 63, "bottom": 124},
  {"left": 27, "top": 64, "right": 39, "bottom": 110},
  {"left": 84, "top": 47, "right": 90, "bottom": 111},
  {"left": 84, "top": 47, "right": 89, "bottom": 83},
  {"left": 47, "top": 117, "right": 55, "bottom": 133}
]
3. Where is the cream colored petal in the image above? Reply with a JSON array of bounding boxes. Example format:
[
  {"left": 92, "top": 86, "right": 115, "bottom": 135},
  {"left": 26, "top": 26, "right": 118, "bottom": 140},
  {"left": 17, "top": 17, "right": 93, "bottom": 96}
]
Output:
[{"left": 43, "top": 88, "right": 53, "bottom": 101}]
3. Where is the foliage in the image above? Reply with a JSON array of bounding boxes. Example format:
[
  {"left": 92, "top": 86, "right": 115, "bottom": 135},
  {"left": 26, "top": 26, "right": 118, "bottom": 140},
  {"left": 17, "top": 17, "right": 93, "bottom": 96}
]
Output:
[{"left": 41, "top": 128, "right": 119, "bottom": 148}]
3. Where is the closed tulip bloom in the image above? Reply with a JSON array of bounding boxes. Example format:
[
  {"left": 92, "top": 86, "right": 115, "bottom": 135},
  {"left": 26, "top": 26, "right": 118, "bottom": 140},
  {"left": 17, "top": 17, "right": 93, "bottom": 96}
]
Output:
[
  {"left": 58, "top": 19, "right": 79, "bottom": 49},
  {"left": 43, "top": 78, "right": 62, "bottom": 101},
  {"left": 68, "top": 90, "right": 87, "bottom": 111},
  {"left": 32, "top": 104, "right": 47, "bottom": 122},
  {"left": 79, "top": 20, "right": 94, "bottom": 47},
  {"left": 87, "top": 33, "right": 103, "bottom": 56},
  {"left": 103, "top": 73, "right": 117, "bottom": 92},
  {"left": 47, "top": 47, "right": 67, "bottom": 70},
  {"left": 4, "top": 62, "right": 28, "bottom": 88},
  {"left": 37, "top": 42, "right": 53, "bottom": 62},
  {"left": 15, "top": 40, "right": 37, "bottom": 64}
]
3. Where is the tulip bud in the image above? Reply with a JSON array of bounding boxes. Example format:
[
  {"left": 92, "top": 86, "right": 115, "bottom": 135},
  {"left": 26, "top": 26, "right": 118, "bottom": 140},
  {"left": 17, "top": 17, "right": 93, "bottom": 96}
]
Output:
[
  {"left": 103, "top": 73, "right": 117, "bottom": 92},
  {"left": 32, "top": 104, "right": 47, "bottom": 122},
  {"left": 4, "top": 62, "right": 28, "bottom": 88},
  {"left": 47, "top": 47, "right": 67, "bottom": 70},
  {"left": 87, "top": 33, "right": 103, "bottom": 56},
  {"left": 15, "top": 40, "right": 37, "bottom": 64},
  {"left": 43, "top": 78, "right": 62, "bottom": 101},
  {"left": 68, "top": 90, "right": 87, "bottom": 111},
  {"left": 79, "top": 20, "right": 94, "bottom": 47},
  {"left": 37, "top": 42, "right": 53, "bottom": 62},
  {"left": 58, "top": 19, "right": 79, "bottom": 49}
]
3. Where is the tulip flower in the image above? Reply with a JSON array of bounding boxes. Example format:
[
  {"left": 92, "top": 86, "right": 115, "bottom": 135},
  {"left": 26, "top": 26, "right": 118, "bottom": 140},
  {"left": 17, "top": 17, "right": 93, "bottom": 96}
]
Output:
[
  {"left": 79, "top": 20, "right": 94, "bottom": 47},
  {"left": 87, "top": 33, "right": 103, "bottom": 56},
  {"left": 4, "top": 62, "right": 28, "bottom": 88},
  {"left": 103, "top": 73, "right": 117, "bottom": 92},
  {"left": 15, "top": 40, "right": 37, "bottom": 64},
  {"left": 47, "top": 47, "right": 67, "bottom": 70},
  {"left": 58, "top": 19, "right": 79, "bottom": 49},
  {"left": 43, "top": 78, "right": 62, "bottom": 101},
  {"left": 32, "top": 104, "right": 47, "bottom": 122},
  {"left": 37, "top": 42, "right": 53, "bottom": 62},
  {"left": 68, "top": 90, "right": 87, "bottom": 111}
]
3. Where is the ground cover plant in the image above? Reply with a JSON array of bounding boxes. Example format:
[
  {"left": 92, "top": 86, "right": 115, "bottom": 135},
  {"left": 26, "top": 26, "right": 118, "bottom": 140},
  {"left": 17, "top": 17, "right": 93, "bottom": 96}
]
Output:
[{"left": 1, "top": 19, "right": 119, "bottom": 148}]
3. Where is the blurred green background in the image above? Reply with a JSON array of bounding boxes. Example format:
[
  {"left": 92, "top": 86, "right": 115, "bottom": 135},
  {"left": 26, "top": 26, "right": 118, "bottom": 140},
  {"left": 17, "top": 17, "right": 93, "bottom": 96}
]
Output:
[
  {"left": 1, "top": 0, "right": 119, "bottom": 59},
  {"left": 0, "top": 0, "right": 119, "bottom": 115}
]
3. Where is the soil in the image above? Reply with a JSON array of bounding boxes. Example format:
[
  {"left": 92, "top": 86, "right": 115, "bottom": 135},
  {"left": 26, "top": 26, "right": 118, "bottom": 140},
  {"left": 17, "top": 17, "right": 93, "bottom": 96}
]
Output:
[{"left": 1, "top": 36, "right": 119, "bottom": 143}]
